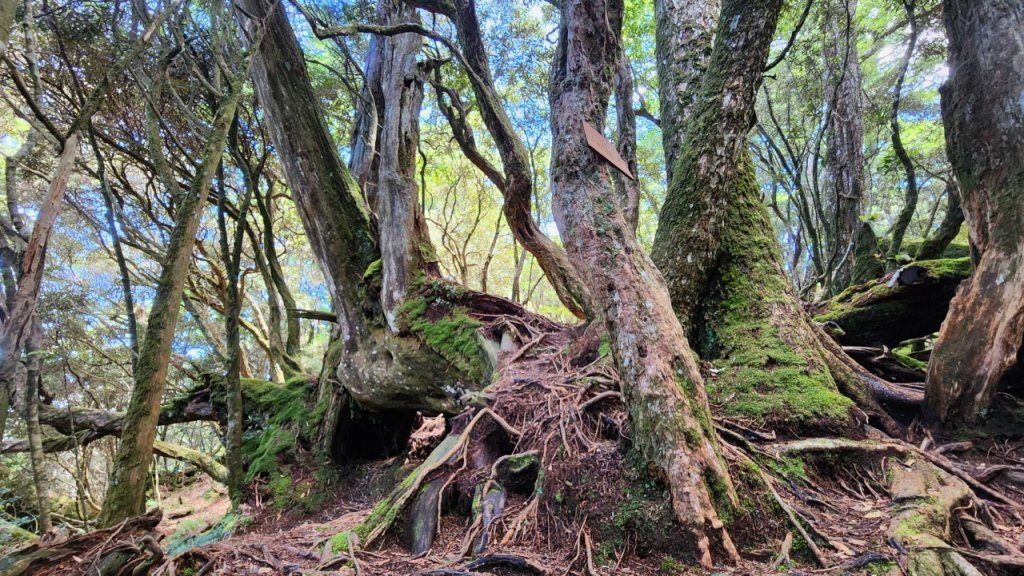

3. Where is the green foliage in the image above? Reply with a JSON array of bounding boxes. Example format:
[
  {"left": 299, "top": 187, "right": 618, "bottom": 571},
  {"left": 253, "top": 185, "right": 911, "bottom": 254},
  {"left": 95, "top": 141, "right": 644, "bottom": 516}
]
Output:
[{"left": 166, "top": 512, "right": 253, "bottom": 557}]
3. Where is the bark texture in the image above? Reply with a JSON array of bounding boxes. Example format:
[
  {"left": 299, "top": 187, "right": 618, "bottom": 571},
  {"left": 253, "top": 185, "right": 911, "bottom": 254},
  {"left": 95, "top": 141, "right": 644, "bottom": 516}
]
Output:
[
  {"left": 355, "top": 0, "right": 439, "bottom": 331},
  {"left": 926, "top": 0, "right": 1024, "bottom": 423},
  {"left": 654, "top": 0, "right": 719, "bottom": 184},
  {"left": 652, "top": 0, "right": 859, "bottom": 433},
  {"left": 548, "top": 0, "right": 737, "bottom": 567},
  {"left": 822, "top": 0, "right": 866, "bottom": 294}
]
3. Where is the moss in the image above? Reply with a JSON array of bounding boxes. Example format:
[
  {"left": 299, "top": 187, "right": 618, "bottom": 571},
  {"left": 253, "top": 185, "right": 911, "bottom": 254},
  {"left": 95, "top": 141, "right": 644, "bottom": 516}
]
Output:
[
  {"left": 694, "top": 156, "right": 853, "bottom": 431},
  {"left": 396, "top": 288, "right": 489, "bottom": 382},
  {"left": 362, "top": 259, "right": 382, "bottom": 281}
]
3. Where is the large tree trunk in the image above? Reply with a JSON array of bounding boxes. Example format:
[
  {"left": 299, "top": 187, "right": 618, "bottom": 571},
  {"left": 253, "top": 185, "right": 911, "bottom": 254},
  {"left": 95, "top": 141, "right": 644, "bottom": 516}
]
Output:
[
  {"left": 652, "top": 0, "right": 865, "bottom": 434},
  {"left": 237, "top": 0, "right": 494, "bottom": 457},
  {"left": 548, "top": 0, "right": 737, "bottom": 567},
  {"left": 356, "top": 0, "right": 439, "bottom": 331},
  {"left": 654, "top": 0, "right": 719, "bottom": 184},
  {"left": 925, "top": 0, "right": 1024, "bottom": 424},
  {"left": 99, "top": 79, "right": 243, "bottom": 526},
  {"left": 822, "top": 0, "right": 866, "bottom": 295}
]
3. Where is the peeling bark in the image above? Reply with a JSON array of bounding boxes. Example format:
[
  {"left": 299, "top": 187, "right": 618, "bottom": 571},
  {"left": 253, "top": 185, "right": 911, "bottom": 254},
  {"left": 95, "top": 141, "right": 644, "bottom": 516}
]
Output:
[
  {"left": 548, "top": 0, "right": 737, "bottom": 566},
  {"left": 926, "top": 0, "right": 1024, "bottom": 424}
]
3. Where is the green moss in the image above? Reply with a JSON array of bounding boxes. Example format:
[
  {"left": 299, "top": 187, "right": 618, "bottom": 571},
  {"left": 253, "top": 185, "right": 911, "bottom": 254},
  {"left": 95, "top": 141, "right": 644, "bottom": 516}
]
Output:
[
  {"left": 692, "top": 156, "right": 853, "bottom": 430},
  {"left": 396, "top": 288, "right": 489, "bottom": 382},
  {"left": 363, "top": 259, "right": 383, "bottom": 281}
]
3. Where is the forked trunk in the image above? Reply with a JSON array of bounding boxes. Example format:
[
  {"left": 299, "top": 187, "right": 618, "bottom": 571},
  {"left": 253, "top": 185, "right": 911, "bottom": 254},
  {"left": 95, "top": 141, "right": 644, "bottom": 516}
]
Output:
[
  {"left": 548, "top": 0, "right": 738, "bottom": 567},
  {"left": 926, "top": 0, "right": 1024, "bottom": 424}
]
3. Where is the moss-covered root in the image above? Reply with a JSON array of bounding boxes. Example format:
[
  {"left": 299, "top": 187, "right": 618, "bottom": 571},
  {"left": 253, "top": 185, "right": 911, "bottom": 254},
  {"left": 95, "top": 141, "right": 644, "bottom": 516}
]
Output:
[{"left": 886, "top": 458, "right": 981, "bottom": 576}]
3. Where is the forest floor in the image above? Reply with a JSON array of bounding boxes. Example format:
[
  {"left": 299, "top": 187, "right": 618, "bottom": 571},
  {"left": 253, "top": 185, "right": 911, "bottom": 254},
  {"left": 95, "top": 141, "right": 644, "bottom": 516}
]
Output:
[{"left": 7, "top": 319, "right": 1024, "bottom": 575}]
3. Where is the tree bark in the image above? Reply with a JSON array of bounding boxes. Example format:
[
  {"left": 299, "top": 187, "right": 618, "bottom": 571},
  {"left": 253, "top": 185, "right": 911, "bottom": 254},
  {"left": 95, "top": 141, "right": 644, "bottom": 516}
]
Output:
[
  {"left": 654, "top": 0, "right": 719, "bottom": 184},
  {"left": 652, "top": 0, "right": 863, "bottom": 434},
  {"left": 358, "top": 0, "right": 439, "bottom": 331},
  {"left": 822, "top": 0, "right": 866, "bottom": 295},
  {"left": 24, "top": 321, "right": 51, "bottom": 532},
  {"left": 548, "top": 0, "right": 737, "bottom": 567},
  {"left": 613, "top": 55, "right": 641, "bottom": 233},
  {"left": 926, "top": 0, "right": 1024, "bottom": 424},
  {"left": 99, "top": 76, "right": 243, "bottom": 526}
]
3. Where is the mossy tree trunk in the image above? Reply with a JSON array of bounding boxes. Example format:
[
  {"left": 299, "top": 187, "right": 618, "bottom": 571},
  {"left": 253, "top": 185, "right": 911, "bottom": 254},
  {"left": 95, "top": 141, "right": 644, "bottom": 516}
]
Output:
[
  {"left": 548, "top": 0, "right": 738, "bottom": 567},
  {"left": 237, "top": 0, "right": 495, "bottom": 456},
  {"left": 653, "top": 0, "right": 718, "bottom": 185},
  {"left": 926, "top": 0, "right": 1024, "bottom": 424},
  {"left": 99, "top": 76, "right": 244, "bottom": 527},
  {"left": 652, "top": 0, "right": 870, "bottom": 434},
  {"left": 822, "top": 0, "right": 866, "bottom": 295}
]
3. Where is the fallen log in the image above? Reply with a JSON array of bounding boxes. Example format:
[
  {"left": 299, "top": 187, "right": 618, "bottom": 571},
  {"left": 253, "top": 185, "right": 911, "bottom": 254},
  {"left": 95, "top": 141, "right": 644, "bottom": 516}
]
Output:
[{"left": 812, "top": 258, "right": 971, "bottom": 347}]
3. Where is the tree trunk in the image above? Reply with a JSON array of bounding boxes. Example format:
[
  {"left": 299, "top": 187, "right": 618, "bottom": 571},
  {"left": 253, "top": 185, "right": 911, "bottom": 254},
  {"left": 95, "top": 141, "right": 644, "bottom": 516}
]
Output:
[
  {"left": 99, "top": 78, "right": 243, "bottom": 526},
  {"left": 813, "top": 257, "right": 971, "bottom": 347},
  {"left": 24, "top": 321, "right": 51, "bottom": 532},
  {"left": 654, "top": 0, "right": 719, "bottom": 184},
  {"left": 885, "top": 0, "right": 919, "bottom": 266},
  {"left": 652, "top": 0, "right": 865, "bottom": 434},
  {"left": 237, "top": 0, "right": 494, "bottom": 455},
  {"left": 359, "top": 0, "right": 439, "bottom": 331},
  {"left": 822, "top": 0, "right": 866, "bottom": 295},
  {"left": 915, "top": 182, "right": 964, "bottom": 261},
  {"left": 0, "top": 0, "right": 15, "bottom": 55},
  {"left": 926, "top": 0, "right": 1024, "bottom": 424},
  {"left": 613, "top": 55, "right": 640, "bottom": 233},
  {"left": 548, "top": 0, "right": 737, "bottom": 567},
  {"left": 413, "top": 0, "right": 592, "bottom": 319}
]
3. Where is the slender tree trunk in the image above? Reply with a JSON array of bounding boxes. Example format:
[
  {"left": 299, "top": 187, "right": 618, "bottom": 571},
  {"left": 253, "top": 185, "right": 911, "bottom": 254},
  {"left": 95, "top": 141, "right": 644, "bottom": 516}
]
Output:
[
  {"left": 549, "top": 0, "right": 738, "bottom": 567},
  {"left": 654, "top": 0, "right": 719, "bottom": 184},
  {"left": 99, "top": 78, "right": 243, "bottom": 526},
  {"left": 413, "top": 0, "right": 592, "bottom": 319},
  {"left": 217, "top": 159, "right": 254, "bottom": 504},
  {"left": 925, "top": 0, "right": 1024, "bottom": 424},
  {"left": 613, "top": 55, "right": 640, "bottom": 233},
  {"left": 915, "top": 182, "right": 964, "bottom": 260},
  {"left": 24, "top": 320, "right": 50, "bottom": 532},
  {"left": 822, "top": 0, "right": 866, "bottom": 294},
  {"left": 652, "top": 0, "right": 868, "bottom": 434},
  {"left": 885, "top": 0, "right": 919, "bottom": 265}
]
